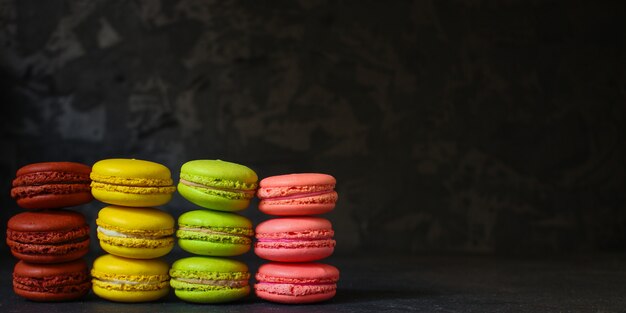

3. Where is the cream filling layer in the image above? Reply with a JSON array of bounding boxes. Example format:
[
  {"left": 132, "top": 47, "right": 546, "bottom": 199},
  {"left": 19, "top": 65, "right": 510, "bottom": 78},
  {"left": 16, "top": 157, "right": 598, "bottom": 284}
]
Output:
[
  {"left": 179, "top": 179, "right": 256, "bottom": 195},
  {"left": 174, "top": 277, "right": 248, "bottom": 288},
  {"left": 97, "top": 226, "right": 170, "bottom": 239},
  {"left": 98, "top": 279, "right": 164, "bottom": 286},
  {"left": 178, "top": 226, "right": 249, "bottom": 238}
]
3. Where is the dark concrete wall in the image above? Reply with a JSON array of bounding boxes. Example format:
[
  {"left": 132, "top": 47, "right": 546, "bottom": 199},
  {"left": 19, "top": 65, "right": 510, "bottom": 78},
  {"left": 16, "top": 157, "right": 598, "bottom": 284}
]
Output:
[{"left": 1, "top": 0, "right": 625, "bottom": 255}]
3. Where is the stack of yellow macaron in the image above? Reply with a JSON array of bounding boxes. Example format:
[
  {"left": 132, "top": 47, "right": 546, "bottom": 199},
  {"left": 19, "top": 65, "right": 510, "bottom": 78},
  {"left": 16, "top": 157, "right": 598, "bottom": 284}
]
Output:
[
  {"left": 89, "top": 158, "right": 176, "bottom": 303},
  {"left": 170, "top": 160, "right": 258, "bottom": 303}
]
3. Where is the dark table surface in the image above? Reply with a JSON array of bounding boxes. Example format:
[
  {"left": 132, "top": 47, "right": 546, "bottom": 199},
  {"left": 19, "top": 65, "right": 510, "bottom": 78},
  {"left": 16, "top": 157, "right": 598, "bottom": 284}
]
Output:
[{"left": 1, "top": 253, "right": 626, "bottom": 312}]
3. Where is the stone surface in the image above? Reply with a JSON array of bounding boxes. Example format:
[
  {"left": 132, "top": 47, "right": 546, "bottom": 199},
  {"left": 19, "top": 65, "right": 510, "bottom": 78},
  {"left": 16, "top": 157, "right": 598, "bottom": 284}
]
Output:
[{"left": 2, "top": 253, "right": 626, "bottom": 311}]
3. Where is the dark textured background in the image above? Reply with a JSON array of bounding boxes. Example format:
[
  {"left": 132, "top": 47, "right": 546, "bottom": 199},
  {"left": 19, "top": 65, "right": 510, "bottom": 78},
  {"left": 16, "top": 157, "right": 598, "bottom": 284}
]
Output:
[{"left": 1, "top": 0, "right": 625, "bottom": 258}]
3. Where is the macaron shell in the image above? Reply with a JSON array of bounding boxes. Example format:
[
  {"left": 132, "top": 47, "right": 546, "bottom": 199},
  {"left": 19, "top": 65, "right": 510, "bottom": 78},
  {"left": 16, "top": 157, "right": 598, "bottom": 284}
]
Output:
[
  {"left": 91, "top": 159, "right": 173, "bottom": 181},
  {"left": 15, "top": 192, "right": 94, "bottom": 210},
  {"left": 97, "top": 206, "right": 175, "bottom": 231},
  {"left": 91, "top": 188, "right": 173, "bottom": 207},
  {"left": 92, "top": 285, "right": 170, "bottom": 303},
  {"left": 8, "top": 210, "right": 89, "bottom": 232},
  {"left": 173, "top": 286, "right": 250, "bottom": 303},
  {"left": 14, "top": 286, "right": 91, "bottom": 302},
  {"left": 258, "top": 173, "right": 336, "bottom": 188},
  {"left": 170, "top": 256, "right": 250, "bottom": 272},
  {"left": 256, "top": 262, "right": 339, "bottom": 281},
  {"left": 177, "top": 183, "right": 251, "bottom": 211},
  {"left": 98, "top": 240, "right": 174, "bottom": 259},
  {"left": 178, "top": 239, "right": 250, "bottom": 256},
  {"left": 255, "top": 217, "right": 333, "bottom": 234},
  {"left": 254, "top": 245, "right": 334, "bottom": 262},
  {"left": 255, "top": 289, "right": 336, "bottom": 304},
  {"left": 10, "top": 243, "right": 90, "bottom": 264},
  {"left": 180, "top": 160, "right": 258, "bottom": 185},
  {"left": 15, "top": 162, "right": 91, "bottom": 176},
  {"left": 92, "top": 254, "right": 170, "bottom": 275}
]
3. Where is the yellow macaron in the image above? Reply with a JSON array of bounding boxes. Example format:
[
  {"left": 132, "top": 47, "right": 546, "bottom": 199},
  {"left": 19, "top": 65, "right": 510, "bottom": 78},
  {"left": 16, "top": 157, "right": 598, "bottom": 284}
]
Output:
[
  {"left": 96, "top": 205, "right": 175, "bottom": 259},
  {"left": 91, "top": 158, "right": 176, "bottom": 207},
  {"left": 91, "top": 254, "right": 170, "bottom": 302}
]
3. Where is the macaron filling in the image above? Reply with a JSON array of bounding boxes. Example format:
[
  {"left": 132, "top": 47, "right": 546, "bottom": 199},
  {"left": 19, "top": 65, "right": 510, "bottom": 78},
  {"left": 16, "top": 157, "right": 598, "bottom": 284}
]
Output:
[
  {"left": 179, "top": 179, "right": 256, "bottom": 199},
  {"left": 255, "top": 282, "right": 337, "bottom": 296},
  {"left": 256, "top": 229, "right": 334, "bottom": 240},
  {"left": 170, "top": 269, "right": 250, "bottom": 289},
  {"left": 97, "top": 226, "right": 174, "bottom": 248},
  {"left": 91, "top": 181, "right": 176, "bottom": 194},
  {"left": 263, "top": 190, "right": 335, "bottom": 201},
  {"left": 97, "top": 226, "right": 174, "bottom": 239},
  {"left": 7, "top": 227, "right": 90, "bottom": 255},
  {"left": 257, "top": 184, "right": 335, "bottom": 199},
  {"left": 12, "top": 184, "right": 92, "bottom": 198},
  {"left": 177, "top": 226, "right": 252, "bottom": 245},
  {"left": 172, "top": 278, "right": 249, "bottom": 288},
  {"left": 90, "top": 173, "right": 173, "bottom": 187}
]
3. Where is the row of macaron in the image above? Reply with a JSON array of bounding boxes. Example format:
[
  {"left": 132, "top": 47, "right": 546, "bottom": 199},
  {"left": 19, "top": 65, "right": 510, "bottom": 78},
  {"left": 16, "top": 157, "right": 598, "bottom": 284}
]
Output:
[
  {"left": 8, "top": 158, "right": 339, "bottom": 304},
  {"left": 12, "top": 159, "right": 338, "bottom": 215}
]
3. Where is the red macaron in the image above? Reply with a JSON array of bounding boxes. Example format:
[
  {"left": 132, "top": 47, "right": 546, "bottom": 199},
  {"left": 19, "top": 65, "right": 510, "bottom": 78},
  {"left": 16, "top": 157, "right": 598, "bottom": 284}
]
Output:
[
  {"left": 11, "top": 162, "right": 93, "bottom": 210},
  {"left": 255, "top": 262, "right": 339, "bottom": 304},
  {"left": 13, "top": 259, "right": 91, "bottom": 301},
  {"left": 255, "top": 217, "right": 336, "bottom": 262},
  {"left": 6, "top": 210, "right": 90, "bottom": 263},
  {"left": 257, "top": 173, "right": 338, "bottom": 216}
]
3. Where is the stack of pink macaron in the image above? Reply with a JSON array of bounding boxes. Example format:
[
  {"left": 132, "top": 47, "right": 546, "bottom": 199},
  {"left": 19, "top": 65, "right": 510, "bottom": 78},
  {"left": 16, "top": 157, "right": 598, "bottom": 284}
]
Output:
[{"left": 254, "top": 173, "right": 340, "bottom": 304}]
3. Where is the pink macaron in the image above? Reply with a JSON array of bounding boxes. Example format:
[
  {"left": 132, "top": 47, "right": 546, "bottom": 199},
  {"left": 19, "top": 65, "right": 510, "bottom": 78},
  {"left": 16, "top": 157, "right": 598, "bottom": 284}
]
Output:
[
  {"left": 255, "top": 217, "right": 336, "bottom": 262},
  {"left": 257, "top": 173, "right": 338, "bottom": 216},
  {"left": 255, "top": 262, "right": 339, "bottom": 304}
]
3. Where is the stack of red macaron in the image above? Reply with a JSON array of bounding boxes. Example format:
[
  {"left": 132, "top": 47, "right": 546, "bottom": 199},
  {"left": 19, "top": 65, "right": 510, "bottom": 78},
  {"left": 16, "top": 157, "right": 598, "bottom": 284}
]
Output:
[
  {"left": 7, "top": 162, "right": 93, "bottom": 301},
  {"left": 254, "top": 173, "right": 340, "bottom": 304}
]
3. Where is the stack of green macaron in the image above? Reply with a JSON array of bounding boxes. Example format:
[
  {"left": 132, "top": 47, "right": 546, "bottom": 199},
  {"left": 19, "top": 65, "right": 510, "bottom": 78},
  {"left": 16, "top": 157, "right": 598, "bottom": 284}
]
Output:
[
  {"left": 171, "top": 159, "right": 258, "bottom": 303},
  {"left": 89, "top": 158, "right": 176, "bottom": 303}
]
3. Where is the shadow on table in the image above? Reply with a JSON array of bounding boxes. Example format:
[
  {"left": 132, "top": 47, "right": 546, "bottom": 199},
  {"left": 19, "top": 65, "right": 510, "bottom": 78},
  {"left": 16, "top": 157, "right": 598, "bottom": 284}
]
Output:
[{"left": 332, "top": 288, "right": 431, "bottom": 304}]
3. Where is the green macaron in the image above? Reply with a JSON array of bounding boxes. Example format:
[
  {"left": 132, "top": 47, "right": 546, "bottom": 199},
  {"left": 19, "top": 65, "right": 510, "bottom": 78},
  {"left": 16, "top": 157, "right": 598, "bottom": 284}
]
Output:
[
  {"left": 177, "top": 160, "right": 258, "bottom": 212},
  {"left": 177, "top": 209, "right": 254, "bottom": 256},
  {"left": 170, "top": 256, "right": 250, "bottom": 303}
]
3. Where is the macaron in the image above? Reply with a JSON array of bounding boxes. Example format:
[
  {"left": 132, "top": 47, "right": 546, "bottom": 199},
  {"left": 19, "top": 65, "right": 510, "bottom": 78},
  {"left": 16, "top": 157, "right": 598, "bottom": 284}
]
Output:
[
  {"left": 13, "top": 259, "right": 91, "bottom": 301},
  {"left": 6, "top": 210, "right": 90, "bottom": 263},
  {"left": 90, "top": 158, "right": 176, "bottom": 207},
  {"left": 177, "top": 209, "right": 254, "bottom": 256},
  {"left": 255, "top": 217, "right": 336, "bottom": 262},
  {"left": 178, "top": 159, "right": 258, "bottom": 212},
  {"left": 255, "top": 262, "right": 339, "bottom": 304},
  {"left": 96, "top": 205, "right": 175, "bottom": 259},
  {"left": 170, "top": 256, "right": 250, "bottom": 303},
  {"left": 11, "top": 162, "right": 93, "bottom": 210},
  {"left": 91, "top": 254, "right": 170, "bottom": 302},
  {"left": 257, "top": 173, "right": 338, "bottom": 216}
]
